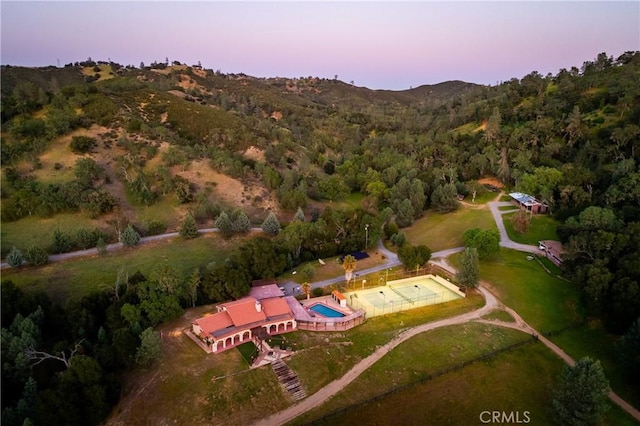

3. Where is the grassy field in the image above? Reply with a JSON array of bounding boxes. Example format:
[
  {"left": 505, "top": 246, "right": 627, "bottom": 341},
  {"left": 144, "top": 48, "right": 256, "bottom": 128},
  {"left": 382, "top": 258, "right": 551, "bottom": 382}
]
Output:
[
  {"left": 449, "top": 248, "right": 640, "bottom": 421},
  {"left": 333, "top": 192, "right": 365, "bottom": 209},
  {"left": 405, "top": 208, "right": 496, "bottom": 252},
  {"left": 287, "top": 291, "right": 485, "bottom": 395},
  {"left": 2, "top": 232, "right": 243, "bottom": 304},
  {"left": 298, "top": 325, "right": 558, "bottom": 425},
  {"left": 298, "top": 331, "right": 637, "bottom": 426},
  {"left": 110, "top": 304, "right": 289, "bottom": 425},
  {"left": 107, "top": 290, "right": 485, "bottom": 425},
  {"left": 451, "top": 248, "right": 581, "bottom": 332},
  {"left": 1, "top": 213, "right": 109, "bottom": 257},
  {"left": 482, "top": 309, "right": 516, "bottom": 322},
  {"left": 503, "top": 212, "right": 560, "bottom": 245},
  {"left": 550, "top": 320, "right": 640, "bottom": 409}
]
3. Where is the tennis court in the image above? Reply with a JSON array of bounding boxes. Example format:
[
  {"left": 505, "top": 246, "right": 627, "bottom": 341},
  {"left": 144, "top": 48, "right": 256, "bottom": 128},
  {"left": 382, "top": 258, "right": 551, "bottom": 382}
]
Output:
[{"left": 344, "top": 274, "right": 465, "bottom": 318}]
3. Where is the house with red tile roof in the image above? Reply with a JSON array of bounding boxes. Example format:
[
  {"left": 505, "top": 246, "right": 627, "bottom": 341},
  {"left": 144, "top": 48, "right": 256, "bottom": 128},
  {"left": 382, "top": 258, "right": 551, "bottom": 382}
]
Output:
[{"left": 191, "top": 284, "right": 296, "bottom": 353}]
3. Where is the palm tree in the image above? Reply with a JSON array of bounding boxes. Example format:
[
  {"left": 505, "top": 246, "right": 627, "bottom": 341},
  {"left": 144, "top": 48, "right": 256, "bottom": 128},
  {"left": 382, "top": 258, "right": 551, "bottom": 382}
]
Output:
[
  {"left": 301, "top": 282, "right": 311, "bottom": 300},
  {"left": 342, "top": 254, "right": 357, "bottom": 288}
]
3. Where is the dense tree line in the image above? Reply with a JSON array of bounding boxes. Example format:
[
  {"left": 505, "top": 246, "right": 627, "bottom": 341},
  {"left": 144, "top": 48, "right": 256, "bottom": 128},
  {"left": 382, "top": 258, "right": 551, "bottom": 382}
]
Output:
[{"left": 1, "top": 50, "right": 639, "bottom": 378}]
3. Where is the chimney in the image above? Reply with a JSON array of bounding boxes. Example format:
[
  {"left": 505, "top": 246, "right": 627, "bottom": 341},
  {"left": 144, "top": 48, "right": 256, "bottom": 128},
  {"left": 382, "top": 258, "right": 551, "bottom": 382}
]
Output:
[{"left": 255, "top": 300, "right": 262, "bottom": 312}]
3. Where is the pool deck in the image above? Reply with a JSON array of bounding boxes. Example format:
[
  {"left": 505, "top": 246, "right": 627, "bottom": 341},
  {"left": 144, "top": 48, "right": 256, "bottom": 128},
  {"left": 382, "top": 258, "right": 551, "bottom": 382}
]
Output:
[{"left": 294, "top": 295, "right": 355, "bottom": 320}]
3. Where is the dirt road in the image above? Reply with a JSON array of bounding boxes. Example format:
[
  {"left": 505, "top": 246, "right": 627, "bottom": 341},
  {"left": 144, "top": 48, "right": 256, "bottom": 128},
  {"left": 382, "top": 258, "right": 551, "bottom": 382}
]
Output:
[{"left": 253, "top": 286, "right": 501, "bottom": 426}]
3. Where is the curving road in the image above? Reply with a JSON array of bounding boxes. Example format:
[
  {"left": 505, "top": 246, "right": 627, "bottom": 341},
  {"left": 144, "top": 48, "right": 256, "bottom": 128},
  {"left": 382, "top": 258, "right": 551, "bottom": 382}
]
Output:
[
  {"left": 263, "top": 203, "right": 640, "bottom": 425},
  {"left": 253, "top": 285, "right": 502, "bottom": 426},
  {"left": 5, "top": 200, "right": 639, "bottom": 423},
  {"left": 488, "top": 201, "right": 539, "bottom": 253},
  {"left": 0, "top": 227, "right": 264, "bottom": 269}
]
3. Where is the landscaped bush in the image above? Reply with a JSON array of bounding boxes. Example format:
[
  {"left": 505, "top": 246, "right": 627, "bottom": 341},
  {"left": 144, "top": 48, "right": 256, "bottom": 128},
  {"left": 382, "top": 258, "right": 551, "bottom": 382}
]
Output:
[
  {"left": 145, "top": 220, "right": 167, "bottom": 236},
  {"left": 121, "top": 224, "right": 141, "bottom": 247},
  {"left": 24, "top": 245, "right": 49, "bottom": 266},
  {"left": 6, "top": 247, "right": 24, "bottom": 268},
  {"left": 50, "top": 229, "right": 74, "bottom": 254},
  {"left": 75, "top": 227, "right": 109, "bottom": 250},
  {"left": 312, "top": 287, "right": 324, "bottom": 297}
]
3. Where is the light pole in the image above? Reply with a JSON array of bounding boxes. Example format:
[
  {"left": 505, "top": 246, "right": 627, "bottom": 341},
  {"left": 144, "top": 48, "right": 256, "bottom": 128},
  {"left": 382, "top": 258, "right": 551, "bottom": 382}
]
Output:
[
  {"left": 415, "top": 284, "right": 421, "bottom": 303},
  {"left": 380, "top": 291, "right": 385, "bottom": 310},
  {"left": 365, "top": 223, "right": 369, "bottom": 250}
]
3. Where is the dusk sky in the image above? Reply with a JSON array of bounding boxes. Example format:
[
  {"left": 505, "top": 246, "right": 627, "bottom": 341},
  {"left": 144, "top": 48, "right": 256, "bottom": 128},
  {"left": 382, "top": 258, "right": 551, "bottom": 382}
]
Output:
[{"left": 1, "top": 1, "right": 639, "bottom": 90}]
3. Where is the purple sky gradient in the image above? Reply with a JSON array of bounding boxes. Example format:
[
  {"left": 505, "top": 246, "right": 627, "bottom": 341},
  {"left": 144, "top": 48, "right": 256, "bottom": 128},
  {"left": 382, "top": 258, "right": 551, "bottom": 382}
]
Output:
[{"left": 1, "top": 1, "right": 638, "bottom": 90}]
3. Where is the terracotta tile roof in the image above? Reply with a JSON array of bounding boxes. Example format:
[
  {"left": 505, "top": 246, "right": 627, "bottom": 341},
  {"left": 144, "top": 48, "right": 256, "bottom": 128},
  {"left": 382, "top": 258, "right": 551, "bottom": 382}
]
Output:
[
  {"left": 193, "top": 295, "right": 295, "bottom": 343},
  {"left": 194, "top": 312, "right": 233, "bottom": 337},
  {"left": 261, "top": 297, "right": 293, "bottom": 318},
  {"left": 224, "top": 298, "right": 266, "bottom": 327}
]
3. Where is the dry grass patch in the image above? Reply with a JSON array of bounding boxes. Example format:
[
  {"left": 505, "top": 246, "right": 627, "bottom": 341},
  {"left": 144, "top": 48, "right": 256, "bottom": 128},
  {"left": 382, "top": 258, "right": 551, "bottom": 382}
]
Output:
[{"left": 81, "top": 64, "right": 114, "bottom": 81}]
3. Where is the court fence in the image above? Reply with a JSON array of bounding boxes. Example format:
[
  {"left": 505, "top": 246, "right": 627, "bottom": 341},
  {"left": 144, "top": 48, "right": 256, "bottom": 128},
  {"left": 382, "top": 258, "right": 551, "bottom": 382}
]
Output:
[{"left": 346, "top": 288, "right": 462, "bottom": 317}]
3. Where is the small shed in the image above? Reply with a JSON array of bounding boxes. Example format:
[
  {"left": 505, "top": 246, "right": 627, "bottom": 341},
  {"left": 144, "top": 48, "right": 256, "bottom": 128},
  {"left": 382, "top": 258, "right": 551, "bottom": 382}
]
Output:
[{"left": 331, "top": 290, "right": 347, "bottom": 308}]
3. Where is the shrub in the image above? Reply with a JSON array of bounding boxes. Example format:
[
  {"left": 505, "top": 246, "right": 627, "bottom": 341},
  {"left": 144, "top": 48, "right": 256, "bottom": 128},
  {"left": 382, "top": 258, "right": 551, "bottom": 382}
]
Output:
[
  {"left": 83, "top": 189, "right": 116, "bottom": 218},
  {"left": 384, "top": 220, "right": 399, "bottom": 239},
  {"left": 145, "top": 220, "right": 166, "bottom": 236},
  {"left": 390, "top": 232, "right": 406, "bottom": 247},
  {"left": 232, "top": 210, "right": 252, "bottom": 233},
  {"left": 50, "top": 229, "right": 74, "bottom": 254},
  {"left": 6, "top": 246, "right": 24, "bottom": 268},
  {"left": 312, "top": 287, "right": 324, "bottom": 297},
  {"left": 70, "top": 136, "right": 96, "bottom": 154},
  {"left": 75, "top": 228, "right": 108, "bottom": 250},
  {"left": 301, "top": 264, "right": 316, "bottom": 281},
  {"left": 120, "top": 224, "right": 141, "bottom": 247},
  {"left": 96, "top": 237, "right": 107, "bottom": 256},
  {"left": 261, "top": 211, "right": 281, "bottom": 235},
  {"left": 24, "top": 245, "right": 49, "bottom": 266},
  {"left": 179, "top": 213, "right": 199, "bottom": 239},
  {"left": 214, "top": 211, "right": 233, "bottom": 236}
]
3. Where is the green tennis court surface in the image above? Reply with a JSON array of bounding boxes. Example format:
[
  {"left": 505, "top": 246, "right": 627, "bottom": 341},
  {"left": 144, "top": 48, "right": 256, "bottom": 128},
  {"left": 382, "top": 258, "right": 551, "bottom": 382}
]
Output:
[{"left": 345, "top": 274, "right": 465, "bottom": 318}]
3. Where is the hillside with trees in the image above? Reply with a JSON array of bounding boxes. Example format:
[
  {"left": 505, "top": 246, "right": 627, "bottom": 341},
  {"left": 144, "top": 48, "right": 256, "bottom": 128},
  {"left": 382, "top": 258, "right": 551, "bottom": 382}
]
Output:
[{"left": 1, "top": 52, "right": 639, "bottom": 424}]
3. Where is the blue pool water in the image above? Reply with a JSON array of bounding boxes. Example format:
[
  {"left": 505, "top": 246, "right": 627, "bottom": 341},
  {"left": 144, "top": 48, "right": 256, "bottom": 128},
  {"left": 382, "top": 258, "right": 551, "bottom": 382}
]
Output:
[{"left": 309, "top": 303, "right": 345, "bottom": 318}]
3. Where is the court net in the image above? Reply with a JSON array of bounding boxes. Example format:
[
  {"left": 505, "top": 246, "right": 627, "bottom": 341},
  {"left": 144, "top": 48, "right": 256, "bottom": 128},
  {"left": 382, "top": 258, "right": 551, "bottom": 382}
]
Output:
[{"left": 388, "top": 285, "right": 414, "bottom": 305}]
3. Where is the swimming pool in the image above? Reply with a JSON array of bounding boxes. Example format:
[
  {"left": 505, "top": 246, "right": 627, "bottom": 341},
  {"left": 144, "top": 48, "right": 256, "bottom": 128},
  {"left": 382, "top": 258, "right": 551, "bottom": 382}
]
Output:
[{"left": 309, "top": 303, "right": 345, "bottom": 318}]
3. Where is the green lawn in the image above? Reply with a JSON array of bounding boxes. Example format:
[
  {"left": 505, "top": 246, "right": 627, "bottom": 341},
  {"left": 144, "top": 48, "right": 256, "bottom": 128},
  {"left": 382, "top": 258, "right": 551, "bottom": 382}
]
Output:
[
  {"left": 550, "top": 320, "right": 640, "bottom": 410},
  {"left": 405, "top": 208, "right": 496, "bottom": 252},
  {"left": 333, "top": 192, "right": 364, "bottom": 209},
  {"left": 1, "top": 213, "right": 109, "bottom": 257},
  {"left": 482, "top": 309, "right": 516, "bottom": 322},
  {"left": 1, "top": 196, "right": 197, "bottom": 258},
  {"left": 451, "top": 248, "right": 582, "bottom": 332},
  {"left": 503, "top": 212, "right": 560, "bottom": 245},
  {"left": 2, "top": 233, "right": 239, "bottom": 304}
]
